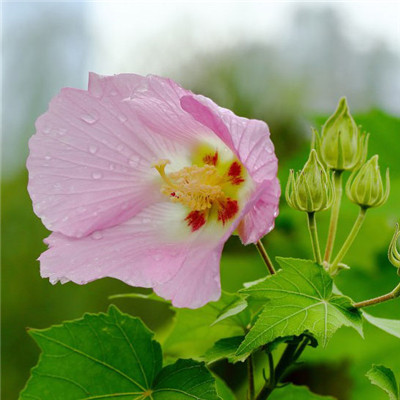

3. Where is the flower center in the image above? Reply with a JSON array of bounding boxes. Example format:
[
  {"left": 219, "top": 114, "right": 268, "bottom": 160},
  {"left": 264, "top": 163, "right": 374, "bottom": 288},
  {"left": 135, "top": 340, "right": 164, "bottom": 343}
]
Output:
[
  {"left": 153, "top": 150, "right": 246, "bottom": 232},
  {"left": 153, "top": 159, "right": 227, "bottom": 211}
]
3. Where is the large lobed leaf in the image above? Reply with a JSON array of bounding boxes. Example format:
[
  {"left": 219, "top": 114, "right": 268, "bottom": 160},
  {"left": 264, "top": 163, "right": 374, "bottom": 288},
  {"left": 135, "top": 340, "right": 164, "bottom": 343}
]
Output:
[
  {"left": 236, "top": 258, "right": 363, "bottom": 356},
  {"left": 20, "top": 305, "right": 220, "bottom": 400},
  {"left": 366, "top": 365, "right": 399, "bottom": 400}
]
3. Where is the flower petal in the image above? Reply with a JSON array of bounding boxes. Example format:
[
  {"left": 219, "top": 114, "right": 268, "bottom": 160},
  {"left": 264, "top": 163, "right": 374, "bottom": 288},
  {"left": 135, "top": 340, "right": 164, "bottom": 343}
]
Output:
[
  {"left": 237, "top": 178, "right": 281, "bottom": 244},
  {"left": 39, "top": 202, "right": 223, "bottom": 308},
  {"left": 27, "top": 74, "right": 193, "bottom": 238},
  {"left": 125, "top": 75, "right": 216, "bottom": 146},
  {"left": 180, "top": 94, "right": 280, "bottom": 243}
]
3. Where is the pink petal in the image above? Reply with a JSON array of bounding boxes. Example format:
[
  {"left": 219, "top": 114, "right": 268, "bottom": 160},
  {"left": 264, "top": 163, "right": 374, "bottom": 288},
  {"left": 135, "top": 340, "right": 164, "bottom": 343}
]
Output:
[
  {"left": 237, "top": 179, "right": 281, "bottom": 245},
  {"left": 180, "top": 94, "right": 280, "bottom": 243},
  {"left": 40, "top": 202, "right": 223, "bottom": 308},
  {"left": 27, "top": 74, "right": 197, "bottom": 238},
  {"left": 125, "top": 75, "right": 217, "bottom": 146}
]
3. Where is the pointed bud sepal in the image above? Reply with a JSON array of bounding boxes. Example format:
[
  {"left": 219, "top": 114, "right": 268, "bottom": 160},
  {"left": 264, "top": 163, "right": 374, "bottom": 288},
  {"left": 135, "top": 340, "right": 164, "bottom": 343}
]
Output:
[
  {"left": 285, "top": 149, "right": 334, "bottom": 213},
  {"left": 318, "top": 97, "right": 369, "bottom": 171},
  {"left": 388, "top": 223, "right": 400, "bottom": 276},
  {"left": 346, "top": 155, "right": 390, "bottom": 209}
]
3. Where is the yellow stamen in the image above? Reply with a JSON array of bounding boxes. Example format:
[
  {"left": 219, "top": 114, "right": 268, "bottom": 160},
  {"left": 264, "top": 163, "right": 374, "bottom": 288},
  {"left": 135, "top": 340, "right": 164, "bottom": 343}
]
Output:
[{"left": 153, "top": 159, "right": 228, "bottom": 211}]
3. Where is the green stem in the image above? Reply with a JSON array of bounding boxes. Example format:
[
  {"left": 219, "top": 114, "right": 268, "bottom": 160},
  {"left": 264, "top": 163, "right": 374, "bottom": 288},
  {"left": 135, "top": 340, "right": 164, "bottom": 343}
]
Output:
[
  {"left": 307, "top": 212, "right": 322, "bottom": 264},
  {"left": 292, "top": 336, "right": 310, "bottom": 362},
  {"left": 329, "top": 207, "right": 367, "bottom": 274},
  {"left": 256, "top": 337, "right": 309, "bottom": 400},
  {"left": 353, "top": 282, "right": 400, "bottom": 308},
  {"left": 324, "top": 171, "right": 343, "bottom": 263},
  {"left": 255, "top": 240, "right": 276, "bottom": 275},
  {"left": 267, "top": 352, "right": 275, "bottom": 387},
  {"left": 248, "top": 355, "right": 255, "bottom": 400}
]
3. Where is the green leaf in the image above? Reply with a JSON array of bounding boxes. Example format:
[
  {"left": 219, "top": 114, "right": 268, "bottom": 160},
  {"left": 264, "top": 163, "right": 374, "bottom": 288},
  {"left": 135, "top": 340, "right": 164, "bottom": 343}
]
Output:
[
  {"left": 203, "top": 336, "right": 246, "bottom": 364},
  {"left": 211, "top": 296, "right": 249, "bottom": 327},
  {"left": 366, "top": 365, "right": 399, "bottom": 400},
  {"left": 20, "top": 305, "right": 220, "bottom": 400},
  {"left": 236, "top": 258, "right": 363, "bottom": 356},
  {"left": 363, "top": 313, "right": 400, "bottom": 339},
  {"left": 214, "top": 376, "right": 236, "bottom": 400},
  {"left": 109, "top": 292, "right": 170, "bottom": 303},
  {"left": 268, "top": 384, "right": 336, "bottom": 399},
  {"left": 153, "top": 359, "right": 220, "bottom": 399},
  {"left": 163, "top": 292, "right": 249, "bottom": 359}
]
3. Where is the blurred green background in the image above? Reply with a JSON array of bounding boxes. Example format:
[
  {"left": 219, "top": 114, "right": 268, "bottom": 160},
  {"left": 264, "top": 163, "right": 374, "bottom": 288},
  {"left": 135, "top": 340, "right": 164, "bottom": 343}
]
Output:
[{"left": 2, "top": 3, "right": 400, "bottom": 400}]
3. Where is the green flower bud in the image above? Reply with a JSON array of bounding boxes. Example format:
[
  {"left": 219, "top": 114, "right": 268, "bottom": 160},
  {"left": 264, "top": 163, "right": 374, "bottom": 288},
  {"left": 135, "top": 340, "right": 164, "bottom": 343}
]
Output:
[
  {"left": 346, "top": 155, "right": 390, "bottom": 209},
  {"left": 314, "top": 97, "right": 368, "bottom": 171},
  {"left": 388, "top": 223, "right": 400, "bottom": 276},
  {"left": 286, "top": 149, "right": 334, "bottom": 213}
]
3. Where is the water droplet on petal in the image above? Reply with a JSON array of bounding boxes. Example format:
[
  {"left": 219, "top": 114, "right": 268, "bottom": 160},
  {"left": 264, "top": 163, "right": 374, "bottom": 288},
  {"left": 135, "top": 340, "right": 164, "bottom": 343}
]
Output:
[
  {"left": 44, "top": 155, "right": 52, "bottom": 160},
  {"left": 118, "top": 114, "right": 128, "bottom": 123},
  {"left": 128, "top": 155, "right": 140, "bottom": 168},
  {"left": 43, "top": 126, "right": 51, "bottom": 134},
  {"left": 92, "top": 171, "right": 103, "bottom": 180},
  {"left": 58, "top": 128, "right": 67, "bottom": 136},
  {"left": 117, "top": 144, "right": 124, "bottom": 152},
  {"left": 89, "top": 145, "right": 98, "bottom": 154},
  {"left": 152, "top": 253, "right": 162, "bottom": 261},
  {"left": 109, "top": 163, "right": 115, "bottom": 171},
  {"left": 81, "top": 112, "right": 99, "bottom": 124},
  {"left": 62, "top": 216, "right": 69, "bottom": 222},
  {"left": 91, "top": 231, "right": 103, "bottom": 240}
]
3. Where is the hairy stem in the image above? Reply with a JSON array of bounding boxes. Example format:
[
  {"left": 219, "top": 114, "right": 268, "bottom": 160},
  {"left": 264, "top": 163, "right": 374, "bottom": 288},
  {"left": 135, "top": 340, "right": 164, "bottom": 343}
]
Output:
[
  {"left": 324, "top": 171, "right": 343, "bottom": 263},
  {"left": 255, "top": 240, "right": 276, "bottom": 275},
  {"left": 353, "top": 283, "right": 400, "bottom": 308},
  {"left": 307, "top": 212, "right": 322, "bottom": 264},
  {"left": 248, "top": 355, "right": 255, "bottom": 400},
  {"left": 329, "top": 207, "right": 367, "bottom": 274}
]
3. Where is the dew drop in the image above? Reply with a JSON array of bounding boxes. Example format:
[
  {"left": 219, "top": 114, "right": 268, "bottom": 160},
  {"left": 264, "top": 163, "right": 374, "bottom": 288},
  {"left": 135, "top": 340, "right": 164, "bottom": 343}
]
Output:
[
  {"left": 118, "top": 114, "right": 128, "bottom": 123},
  {"left": 91, "top": 231, "right": 103, "bottom": 240},
  {"left": 43, "top": 126, "right": 51, "bottom": 134},
  {"left": 152, "top": 253, "right": 162, "bottom": 261},
  {"left": 44, "top": 155, "right": 52, "bottom": 160},
  {"left": 81, "top": 112, "right": 99, "bottom": 124},
  {"left": 58, "top": 128, "right": 67, "bottom": 136},
  {"left": 89, "top": 145, "right": 98, "bottom": 154},
  {"left": 92, "top": 171, "right": 103, "bottom": 180},
  {"left": 62, "top": 216, "right": 69, "bottom": 222},
  {"left": 109, "top": 163, "right": 115, "bottom": 171},
  {"left": 128, "top": 155, "right": 140, "bottom": 167}
]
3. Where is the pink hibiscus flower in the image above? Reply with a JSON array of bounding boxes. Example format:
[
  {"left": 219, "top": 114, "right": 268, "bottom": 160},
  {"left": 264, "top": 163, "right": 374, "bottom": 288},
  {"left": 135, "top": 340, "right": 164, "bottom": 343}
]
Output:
[{"left": 27, "top": 73, "right": 280, "bottom": 308}]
